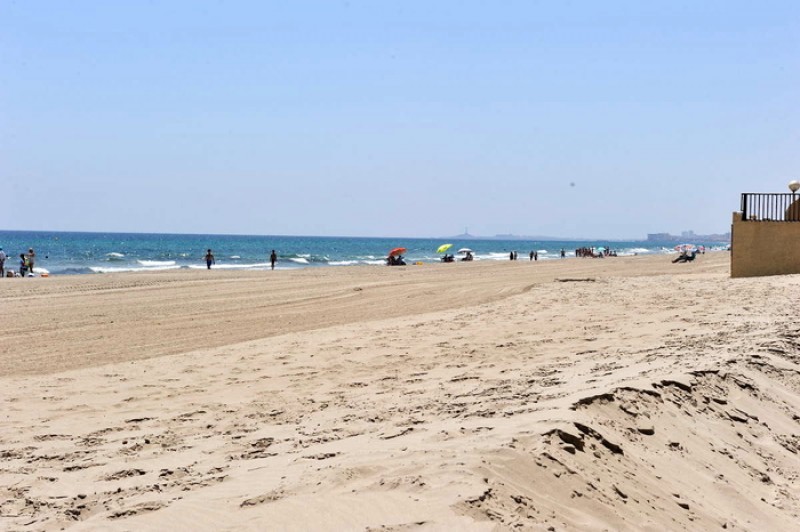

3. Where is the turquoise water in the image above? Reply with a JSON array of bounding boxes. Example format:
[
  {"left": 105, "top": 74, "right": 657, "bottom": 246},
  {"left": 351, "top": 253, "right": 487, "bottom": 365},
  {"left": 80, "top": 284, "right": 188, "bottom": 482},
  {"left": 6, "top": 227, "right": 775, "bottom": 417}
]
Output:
[{"left": 0, "top": 230, "right": 726, "bottom": 275}]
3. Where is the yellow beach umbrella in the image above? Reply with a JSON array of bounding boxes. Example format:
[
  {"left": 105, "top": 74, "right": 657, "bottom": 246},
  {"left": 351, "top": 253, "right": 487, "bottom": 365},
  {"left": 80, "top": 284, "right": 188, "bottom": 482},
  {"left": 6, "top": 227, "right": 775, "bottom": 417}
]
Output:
[{"left": 437, "top": 243, "right": 453, "bottom": 254}]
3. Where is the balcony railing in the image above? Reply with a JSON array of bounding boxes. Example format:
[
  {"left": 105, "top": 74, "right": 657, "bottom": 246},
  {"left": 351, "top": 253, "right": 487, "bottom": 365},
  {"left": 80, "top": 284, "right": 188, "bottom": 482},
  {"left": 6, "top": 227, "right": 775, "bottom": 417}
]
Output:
[{"left": 741, "top": 193, "right": 800, "bottom": 222}]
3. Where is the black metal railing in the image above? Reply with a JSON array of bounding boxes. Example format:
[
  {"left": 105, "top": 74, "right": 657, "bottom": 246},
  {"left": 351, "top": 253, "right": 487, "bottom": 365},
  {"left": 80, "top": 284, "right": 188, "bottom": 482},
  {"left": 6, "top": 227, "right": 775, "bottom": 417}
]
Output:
[{"left": 741, "top": 193, "right": 800, "bottom": 221}]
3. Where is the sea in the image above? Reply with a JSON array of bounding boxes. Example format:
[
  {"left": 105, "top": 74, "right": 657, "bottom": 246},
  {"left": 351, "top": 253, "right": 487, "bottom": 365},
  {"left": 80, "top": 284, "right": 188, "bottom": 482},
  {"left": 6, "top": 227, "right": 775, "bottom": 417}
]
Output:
[{"left": 0, "top": 230, "right": 729, "bottom": 276}]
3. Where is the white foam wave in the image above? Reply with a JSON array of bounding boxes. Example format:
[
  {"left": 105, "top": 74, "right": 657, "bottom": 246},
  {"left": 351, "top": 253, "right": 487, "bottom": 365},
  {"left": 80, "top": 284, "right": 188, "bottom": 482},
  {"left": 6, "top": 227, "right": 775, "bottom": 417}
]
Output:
[
  {"left": 106, "top": 252, "right": 125, "bottom": 258},
  {"left": 90, "top": 265, "right": 182, "bottom": 274},
  {"left": 328, "top": 260, "right": 360, "bottom": 266},
  {"left": 187, "top": 262, "right": 271, "bottom": 270},
  {"left": 138, "top": 260, "right": 176, "bottom": 267},
  {"left": 230, "top": 255, "right": 241, "bottom": 259},
  {"left": 289, "top": 257, "right": 309, "bottom": 264}
]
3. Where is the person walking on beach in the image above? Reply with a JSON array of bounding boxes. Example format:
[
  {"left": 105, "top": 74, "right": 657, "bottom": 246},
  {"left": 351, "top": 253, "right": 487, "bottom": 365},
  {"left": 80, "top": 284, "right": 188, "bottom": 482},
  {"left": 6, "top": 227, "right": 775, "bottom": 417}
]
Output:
[
  {"left": 20, "top": 254, "right": 29, "bottom": 277},
  {"left": 27, "top": 248, "right": 35, "bottom": 274},
  {"left": 270, "top": 250, "right": 277, "bottom": 270},
  {"left": 0, "top": 247, "right": 6, "bottom": 277},
  {"left": 204, "top": 249, "right": 215, "bottom": 269}
]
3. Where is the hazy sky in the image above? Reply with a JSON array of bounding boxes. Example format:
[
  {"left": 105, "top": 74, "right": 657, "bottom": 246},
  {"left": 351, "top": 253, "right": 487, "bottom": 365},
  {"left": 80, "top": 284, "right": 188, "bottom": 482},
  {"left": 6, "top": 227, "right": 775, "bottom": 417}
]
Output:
[{"left": 2, "top": 1, "right": 798, "bottom": 239}]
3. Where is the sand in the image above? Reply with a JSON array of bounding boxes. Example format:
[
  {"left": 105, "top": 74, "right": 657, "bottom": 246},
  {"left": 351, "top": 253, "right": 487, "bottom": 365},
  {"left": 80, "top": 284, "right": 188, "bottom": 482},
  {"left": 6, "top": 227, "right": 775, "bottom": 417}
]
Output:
[{"left": 1, "top": 253, "right": 799, "bottom": 530}]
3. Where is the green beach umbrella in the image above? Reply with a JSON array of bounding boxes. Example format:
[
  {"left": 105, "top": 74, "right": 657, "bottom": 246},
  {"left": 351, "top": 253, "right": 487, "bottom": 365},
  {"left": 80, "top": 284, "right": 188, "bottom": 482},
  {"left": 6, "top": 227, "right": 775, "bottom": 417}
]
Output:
[{"left": 437, "top": 243, "right": 453, "bottom": 254}]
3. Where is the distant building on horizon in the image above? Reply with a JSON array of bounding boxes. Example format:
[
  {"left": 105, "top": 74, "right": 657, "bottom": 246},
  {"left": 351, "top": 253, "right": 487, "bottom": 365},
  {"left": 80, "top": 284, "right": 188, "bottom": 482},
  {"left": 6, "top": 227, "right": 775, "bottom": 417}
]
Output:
[{"left": 646, "top": 231, "right": 730, "bottom": 243}]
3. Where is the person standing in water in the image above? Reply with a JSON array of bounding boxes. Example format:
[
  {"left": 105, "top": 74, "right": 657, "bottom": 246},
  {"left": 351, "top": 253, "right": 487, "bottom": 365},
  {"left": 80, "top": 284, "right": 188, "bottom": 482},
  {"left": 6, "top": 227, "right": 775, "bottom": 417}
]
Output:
[
  {"left": 204, "top": 249, "right": 215, "bottom": 269},
  {"left": 270, "top": 250, "right": 277, "bottom": 270},
  {"left": 27, "top": 248, "right": 35, "bottom": 274}
]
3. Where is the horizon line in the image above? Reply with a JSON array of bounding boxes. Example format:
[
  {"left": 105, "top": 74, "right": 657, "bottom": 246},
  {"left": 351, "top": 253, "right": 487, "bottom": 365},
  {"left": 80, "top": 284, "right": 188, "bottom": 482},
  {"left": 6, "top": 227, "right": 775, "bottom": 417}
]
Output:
[{"left": 0, "top": 228, "right": 733, "bottom": 243}]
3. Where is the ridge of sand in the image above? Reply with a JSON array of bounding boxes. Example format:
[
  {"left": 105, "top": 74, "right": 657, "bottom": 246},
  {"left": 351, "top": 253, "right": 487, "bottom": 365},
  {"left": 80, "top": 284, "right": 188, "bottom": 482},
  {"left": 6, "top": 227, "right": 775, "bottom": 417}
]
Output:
[{"left": 2, "top": 253, "right": 800, "bottom": 530}]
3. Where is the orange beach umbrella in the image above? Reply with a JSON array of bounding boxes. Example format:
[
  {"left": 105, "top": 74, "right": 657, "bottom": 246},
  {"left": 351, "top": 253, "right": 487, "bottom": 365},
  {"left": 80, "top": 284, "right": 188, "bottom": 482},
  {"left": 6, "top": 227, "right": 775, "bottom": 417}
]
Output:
[{"left": 388, "top": 247, "right": 407, "bottom": 257}]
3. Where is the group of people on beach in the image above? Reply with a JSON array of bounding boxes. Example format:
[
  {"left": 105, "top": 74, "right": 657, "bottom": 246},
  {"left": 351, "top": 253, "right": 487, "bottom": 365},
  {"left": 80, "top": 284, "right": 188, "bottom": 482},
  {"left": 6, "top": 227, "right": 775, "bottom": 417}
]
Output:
[
  {"left": 575, "top": 247, "right": 617, "bottom": 258},
  {"left": 410, "top": 246, "right": 623, "bottom": 264},
  {"left": 672, "top": 249, "right": 698, "bottom": 263},
  {"left": 387, "top": 254, "right": 407, "bottom": 266},
  {"left": 440, "top": 251, "right": 472, "bottom": 262},
  {"left": 0, "top": 247, "right": 36, "bottom": 277},
  {"left": 204, "top": 249, "right": 278, "bottom": 270}
]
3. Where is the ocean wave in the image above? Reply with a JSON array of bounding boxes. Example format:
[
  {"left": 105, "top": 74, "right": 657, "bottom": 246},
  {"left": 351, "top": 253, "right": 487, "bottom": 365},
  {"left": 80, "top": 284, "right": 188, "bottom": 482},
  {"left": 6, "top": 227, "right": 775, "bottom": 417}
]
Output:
[
  {"left": 52, "top": 267, "right": 96, "bottom": 275},
  {"left": 328, "top": 260, "right": 361, "bottom": 266},
  {"left": 281, "top": 254, "right": 331, "bottom": 264},
  {"left": 187, "top": 262, "right": 271, "bottom": 270},
  {"left": 90, "top": 265, "right": 182, "bottom": 274},
  {"left": 137, "top": 260, "right": 176, "bottom": 267},
  {"left": 230, "top": 255, "right": 241, "bottom": 259},
  {"left": 106, "top": 252, "right": 126, "bottom": 261}
]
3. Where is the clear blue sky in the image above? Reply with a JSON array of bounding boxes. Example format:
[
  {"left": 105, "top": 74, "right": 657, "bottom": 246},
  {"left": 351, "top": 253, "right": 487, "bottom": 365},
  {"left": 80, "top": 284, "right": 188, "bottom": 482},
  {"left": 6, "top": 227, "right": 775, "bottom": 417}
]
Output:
[{"left": 2, "top": 1, "right": 798, "bottom": 238}]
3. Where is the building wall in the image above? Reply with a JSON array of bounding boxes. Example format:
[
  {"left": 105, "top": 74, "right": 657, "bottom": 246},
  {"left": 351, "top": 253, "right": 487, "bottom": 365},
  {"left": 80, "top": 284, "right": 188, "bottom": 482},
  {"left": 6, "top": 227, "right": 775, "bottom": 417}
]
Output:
[{"left": 731, "top": 211, "right": 800, "bottom": 277}]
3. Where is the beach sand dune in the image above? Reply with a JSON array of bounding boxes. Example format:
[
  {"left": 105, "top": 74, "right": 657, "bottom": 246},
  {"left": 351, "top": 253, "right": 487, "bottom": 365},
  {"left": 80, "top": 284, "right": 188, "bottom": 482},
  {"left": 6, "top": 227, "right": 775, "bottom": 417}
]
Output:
[{"left": 2, "top": 253, "right": 799, "bottom": 530}]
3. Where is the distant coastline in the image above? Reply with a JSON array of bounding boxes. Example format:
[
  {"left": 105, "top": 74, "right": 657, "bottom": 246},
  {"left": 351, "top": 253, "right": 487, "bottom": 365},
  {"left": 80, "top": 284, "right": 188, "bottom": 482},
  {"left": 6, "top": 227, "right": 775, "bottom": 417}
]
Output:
[
  {"left": 645, "top": 231, "right": 730, "bottom": 243},
  {"left": 446, "top": 232, "right": 637, "bottom": 242},
  {"left": 447, "top": 231, "right": 731, "bottom": 243}
]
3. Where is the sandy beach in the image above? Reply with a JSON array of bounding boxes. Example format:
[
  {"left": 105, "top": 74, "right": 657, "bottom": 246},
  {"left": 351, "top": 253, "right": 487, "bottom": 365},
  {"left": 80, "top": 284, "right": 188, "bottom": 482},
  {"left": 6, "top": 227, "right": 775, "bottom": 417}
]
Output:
[{"left": 2, "top": 253, "right": 799, "bottom": 530}]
